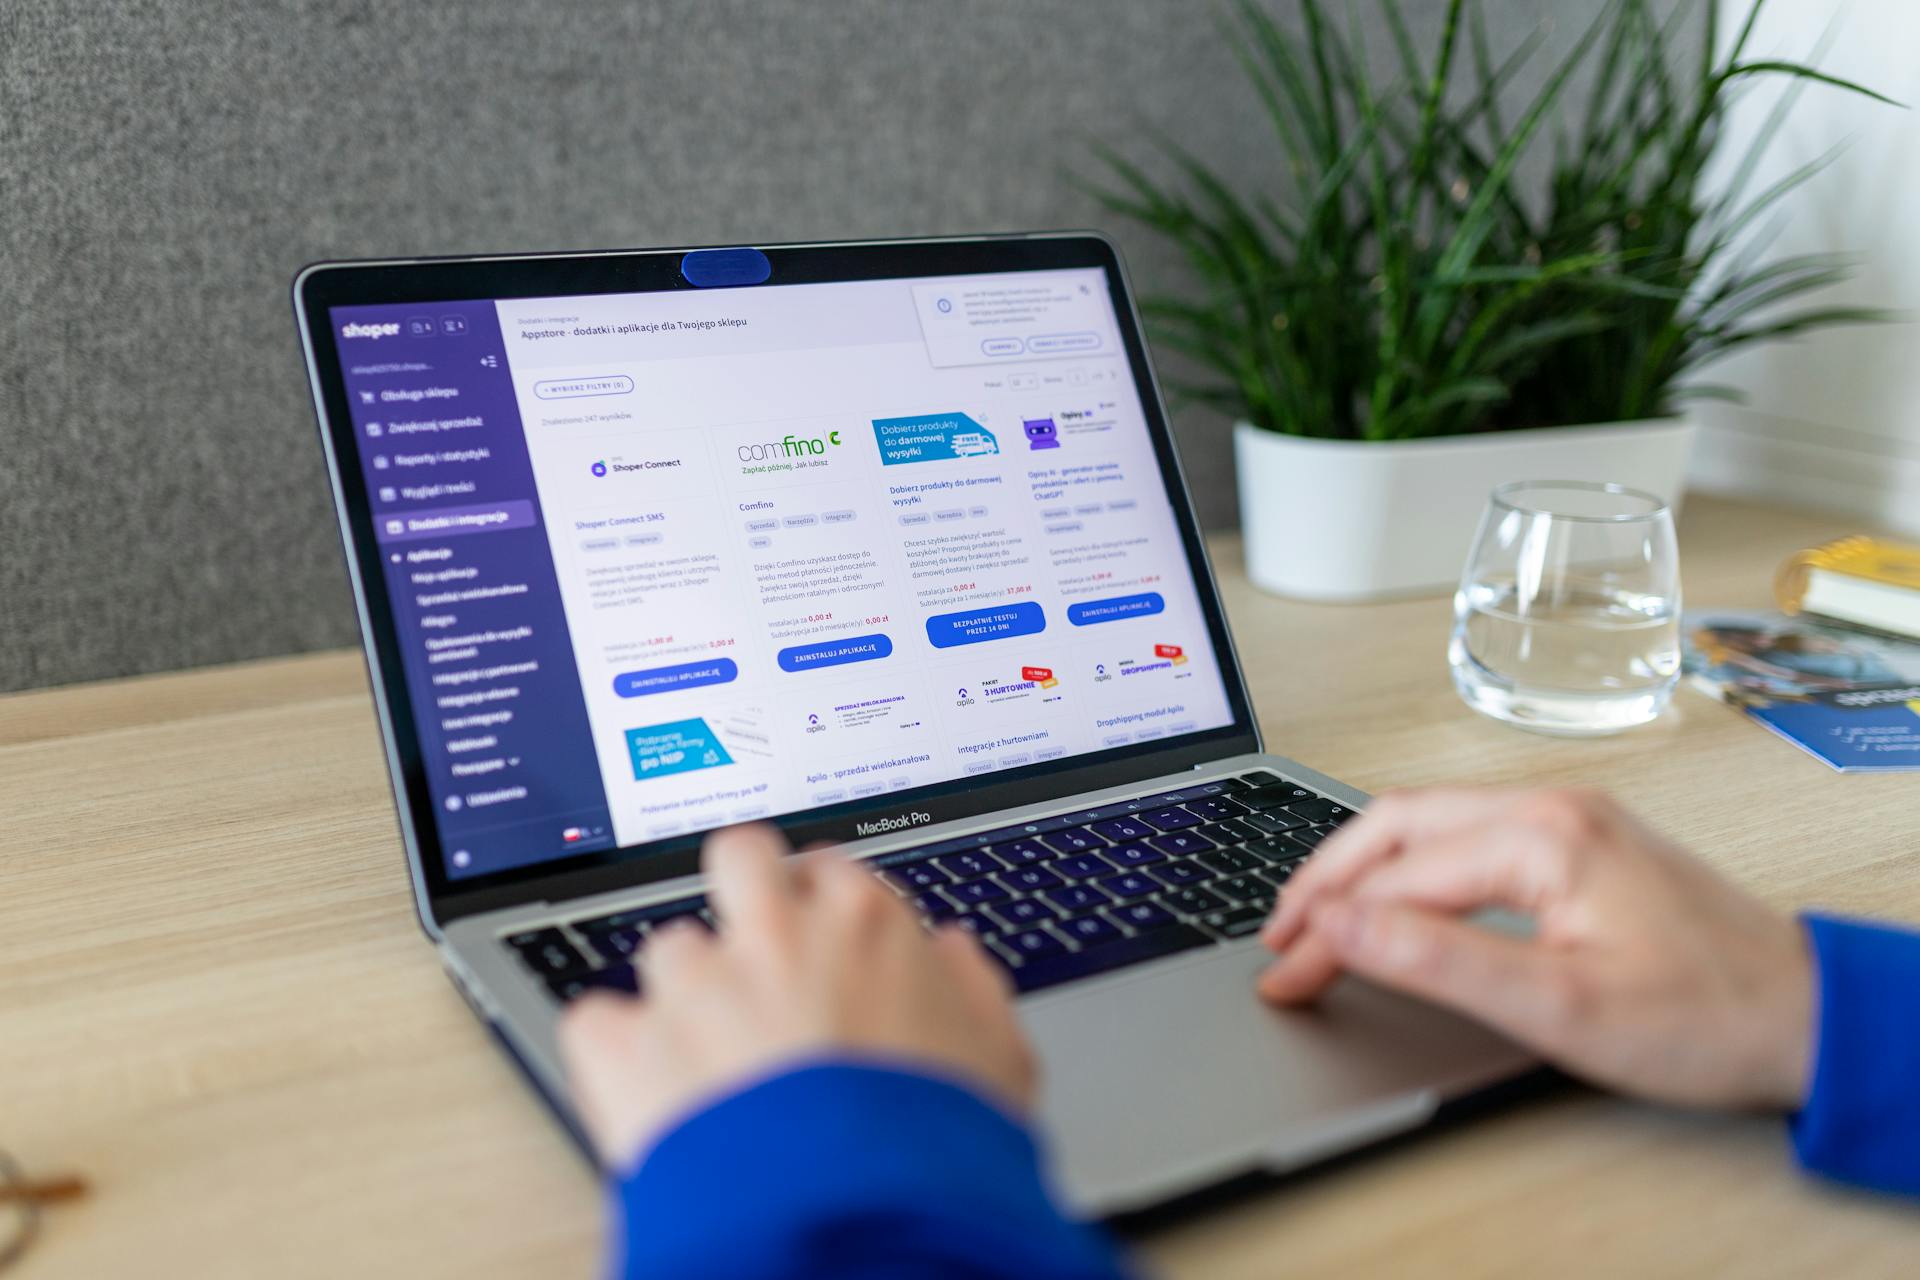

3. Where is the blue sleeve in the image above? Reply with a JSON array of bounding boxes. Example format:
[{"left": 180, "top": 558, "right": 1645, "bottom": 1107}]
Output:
[
  {"left": 1791, "top": 913, "right": 1920, "bottom": 1197},
  {"left": 608, "top": 1059, "right": 1133, "bottom": 1280}
]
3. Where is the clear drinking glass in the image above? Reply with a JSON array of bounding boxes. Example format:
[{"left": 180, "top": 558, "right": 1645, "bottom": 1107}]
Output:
[{"left": 1449, "top": 480, "right": 1681, "bottom": 736}]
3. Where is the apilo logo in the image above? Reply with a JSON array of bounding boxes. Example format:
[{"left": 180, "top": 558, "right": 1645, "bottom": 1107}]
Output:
[{"left": 340, "top": 321, "right": 402, "bottom": 340}]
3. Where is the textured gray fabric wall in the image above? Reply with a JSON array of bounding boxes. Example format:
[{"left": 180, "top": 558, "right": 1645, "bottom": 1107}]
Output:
[{"left": 1, "top": 0, "right": 1633, "bottom": 692}]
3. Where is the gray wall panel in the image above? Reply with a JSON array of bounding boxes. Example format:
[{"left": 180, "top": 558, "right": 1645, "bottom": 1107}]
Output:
[{"left": 1, "top": 0, "right": 1657, "bottom": 690}]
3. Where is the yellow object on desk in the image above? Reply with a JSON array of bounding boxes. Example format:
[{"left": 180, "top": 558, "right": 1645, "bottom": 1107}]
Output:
[{"left": 1777, "top": 535, "right": 1920, "bottom": 640}]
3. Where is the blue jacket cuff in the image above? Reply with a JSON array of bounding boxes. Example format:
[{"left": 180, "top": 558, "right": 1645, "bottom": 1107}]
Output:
[
  {"left": 1790, "top": 912, "right": 1920, "bottom": 1197},
  {"left": 609, "top": 1059, "right": 1130, "bottom": 1280}
]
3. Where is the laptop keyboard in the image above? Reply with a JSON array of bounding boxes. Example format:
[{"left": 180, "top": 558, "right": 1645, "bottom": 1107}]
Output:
[{"left": 502, "top": 772, "right": 1355, "bottom": 1003}]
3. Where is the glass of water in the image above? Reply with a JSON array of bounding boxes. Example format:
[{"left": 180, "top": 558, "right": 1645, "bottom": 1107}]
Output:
[{"left": 1449, "top": 480, "right": 1681, "bottom": 736}]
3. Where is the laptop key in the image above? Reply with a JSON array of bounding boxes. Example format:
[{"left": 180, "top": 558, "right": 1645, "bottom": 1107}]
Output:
[
  {"left": 1095, "top": 872, "right": 1160, "bottom": 902},
  {"left": 1008, "top": 924, "right": 1213, "bottom": 994},
  {"left": 546, "top": 975, "right": 595, "bottom": 1003},
  {"left": 980, "top": 838, "right": 1053, "bottom": 866},
  {"left": 1202, "top": 817, "right": 1261, "bottom": 846},
  {"left": 546, "top": 976, "right": 589, "bottom": 1002},
  {"left": 1149, "top": 860, "right": 1211, "bottom": 888},
  {"left": 1242, "top": 784, "right": 1317, "bottom": 812},
  {"left": 1244, "top": 809, "right": 1308, "bottom": 835},
  {"left": 1105, "top": 842, "right": 1167, "bottom": 869},
  {"left": 1160, "top": 886, "right": 1228, "bottom": 916},
  {"left": 932, "top": 850, "right": 1004, "bottom": 881},
  {"left": 1257, "top": 863, "right": 1297, "bottom": 888},
  {"left": 1090, "top": 816, "right": 1155, "bottom": 843},
  {"left": 1056, "top": 914, "right": 1125, "bottom": 949},
  {"left": 506, "top": 928, "right": 590, "bottom": 977},
  {"left": 997, "top": 865, "right": 1065, "bottom": 894},
  {"left": 1301, "top": 824, "right": 1341, "bottom": 848},
  {"left": 1247, "top": 835, "right": 1308, "bottom": 862},
  {"left": 1053, "top": 852, "right": 1116, "bottom": 881},
  {"left": 1212, "top": 875, "right": 1274, "bottom": 906},
  {"left": 1284, "top": 798, "right": 1351, "bottom": 825},
  {"left": 885, "top": 862, "right": 950, "bottom": 892},
  {"left": 1146, "top": 830, "right": 1217, "bottom": 858},
  {"left": 547, "top": 962, "right": 639, "bottom": 1003},
  {"left": 1139, "top": 806, "right": 1203, "bottom": 832},
  {"left": 573, "top": 909, "right": 649, "bottom": 935},
  {"left": 589, "top": 927, "right": 642, "bottom": 959},
  {"left": 946, "top": 879, "right": 1011, "bottom": 908},
  {"left": 994, "top": 928, "right": 1070, "bottom": 966},
  {"left": 1196, "top": 905, "right": 1268, "bottom": 939},
  {"left": 1039, "top": 826, "right": 1106, "bottom": 855},
  {"left": 1198, "top": 847, "right": 1263, "bottom": 875},
  {"left": 1105, "top": 900, "right": 1178, "bottom": 934},
  {"left": 986, "top": 898, "right": 1059, "bottom": 931},
  {"left": 914, "top": 891, "right": 960, "bottom": 923},
  {"left": 1042, "top": 883, "right": 1113, "bottom": 916},
  {"left": 1185, "top": 796, "right": 1250, "bottom": 822},
  {"left": 1236, "top": 771, "right": 1286, "bottom": 789}
]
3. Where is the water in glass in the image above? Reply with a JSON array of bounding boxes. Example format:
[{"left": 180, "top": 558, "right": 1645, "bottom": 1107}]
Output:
[{"left": 1449, "top": 481, "right": 1681, "bottom": 736}]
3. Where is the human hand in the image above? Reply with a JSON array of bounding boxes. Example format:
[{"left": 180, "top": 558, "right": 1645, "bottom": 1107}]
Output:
[
  {"left": 557, "top": 825, "right": 1036, "bottom": 1170},
  {"left": 1259, "top": 788, "right": 1813, "bottom": 1111}
]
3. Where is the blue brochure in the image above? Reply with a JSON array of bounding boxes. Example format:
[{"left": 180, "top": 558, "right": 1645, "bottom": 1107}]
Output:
[{"left": 1683, "top": 611, "right": 1920, "bottom": 772}]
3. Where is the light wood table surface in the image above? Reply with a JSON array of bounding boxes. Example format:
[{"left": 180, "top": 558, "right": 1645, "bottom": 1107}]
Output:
[{"left": 3, "top": 495, "right": 1916, "bottom": 1278}]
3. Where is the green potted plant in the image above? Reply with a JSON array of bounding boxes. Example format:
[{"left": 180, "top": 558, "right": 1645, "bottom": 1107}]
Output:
[{"left": 1088, "top": 0, "right": 1894, "bottom": 599}]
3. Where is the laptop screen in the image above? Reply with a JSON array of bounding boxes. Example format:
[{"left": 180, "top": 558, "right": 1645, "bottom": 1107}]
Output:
[{"left": 325, "top": 264, "right": 1237, "bottom": 879}]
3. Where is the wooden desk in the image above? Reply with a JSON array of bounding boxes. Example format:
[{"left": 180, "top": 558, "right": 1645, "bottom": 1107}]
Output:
[{"left": 3, "top": 495, "right": 1915, "bottom": 1278}]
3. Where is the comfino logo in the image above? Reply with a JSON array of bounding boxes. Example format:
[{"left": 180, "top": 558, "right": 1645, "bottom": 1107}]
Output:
[
  {"left": 340, "top": 321, "right": 402, "bottom": 340},
  {"left": 854, "top": 811, "right": 932, "bottom": 837},
  {"left": 737, "top": 430, "right": 842, "bottom": 462}
]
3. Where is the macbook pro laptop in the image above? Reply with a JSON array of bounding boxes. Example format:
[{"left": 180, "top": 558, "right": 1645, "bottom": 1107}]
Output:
[{"left": 293, "top": 234, "right": 1528, "bottom": 1212}]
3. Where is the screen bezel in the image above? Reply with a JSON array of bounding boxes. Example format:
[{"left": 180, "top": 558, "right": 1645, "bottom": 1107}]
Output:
[{"left": 294, "top": 233, "right": 1262, "bottom": 927}]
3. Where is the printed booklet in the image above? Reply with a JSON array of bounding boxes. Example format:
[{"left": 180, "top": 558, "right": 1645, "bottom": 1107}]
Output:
[{"left": 1682, "top": 611, "right": 1920, "bottom": 772}]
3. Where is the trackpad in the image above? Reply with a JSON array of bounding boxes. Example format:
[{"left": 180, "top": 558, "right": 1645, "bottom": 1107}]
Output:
[{"left": 1021, "top": 945, "right": 1530, "bottom": 1213}]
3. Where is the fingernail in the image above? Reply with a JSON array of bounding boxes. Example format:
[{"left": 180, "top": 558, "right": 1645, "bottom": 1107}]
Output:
[{"left": 1255, "top": 961, "right": 1298, "bottom": 1004}]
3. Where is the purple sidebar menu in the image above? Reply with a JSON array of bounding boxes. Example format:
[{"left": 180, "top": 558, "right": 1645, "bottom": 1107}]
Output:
[{"left": 331, "top": 301, "right": 614, "bottom": 878}]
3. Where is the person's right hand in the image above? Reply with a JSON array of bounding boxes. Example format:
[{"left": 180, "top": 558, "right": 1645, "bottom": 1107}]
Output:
[
  {"left": 557, "top": 825, "right": 1035, "bottom": 1172},
  {"left": 1258, "top": 788, "right": 1814, "bottom": 1112}
]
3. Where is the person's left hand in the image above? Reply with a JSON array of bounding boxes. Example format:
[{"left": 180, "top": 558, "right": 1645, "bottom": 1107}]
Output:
[{"left": 557, "top": 824, "right": 1036, "bottom": 1171}]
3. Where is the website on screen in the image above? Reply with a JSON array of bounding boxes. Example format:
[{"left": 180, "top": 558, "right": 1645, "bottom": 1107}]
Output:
[{"left": 330, "top": 268, "right": 1233, "bottom": 877}]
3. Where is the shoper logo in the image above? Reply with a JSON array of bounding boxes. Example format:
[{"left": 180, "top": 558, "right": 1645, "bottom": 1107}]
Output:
[
  {"left": 854, "top": 810, "right": 932, "bottom": 837},
  {"left": 590, "top": 460, "right": 608, "bottom": 477},
  {"left": 339, "top": 321, "right": 402, "bottom": 340},
  {"left": 737, "top": 430, "right": 843, "bottom": 462}
]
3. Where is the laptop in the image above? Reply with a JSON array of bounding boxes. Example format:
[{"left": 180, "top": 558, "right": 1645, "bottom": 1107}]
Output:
[{"left": 293, "top": 233, "right": 1528, "bottom": 1213}]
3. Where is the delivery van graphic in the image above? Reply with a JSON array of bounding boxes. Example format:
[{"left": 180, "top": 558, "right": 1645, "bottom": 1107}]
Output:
[{"left": 949, "top": 430, "right": 998, "bottom": 458}]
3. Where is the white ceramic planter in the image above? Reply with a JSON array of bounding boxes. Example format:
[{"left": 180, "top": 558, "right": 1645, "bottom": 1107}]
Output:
[{"left": 1234, "top": 418, "right": 1697, "bottom": 601}]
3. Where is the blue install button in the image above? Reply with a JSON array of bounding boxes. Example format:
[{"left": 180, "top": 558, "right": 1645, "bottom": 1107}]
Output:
[
  {"left": 925, "top": 601, "right": 1048, "bottom": 649},
  {"left": 1067, "top": 592, "right": 1165, "bottom": 626},
  {"left": 776, "top": 633, "right": 894, "bottom": 673},
  {"left": 613, "top": 657, "right": 739, "bottom": 698}
]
